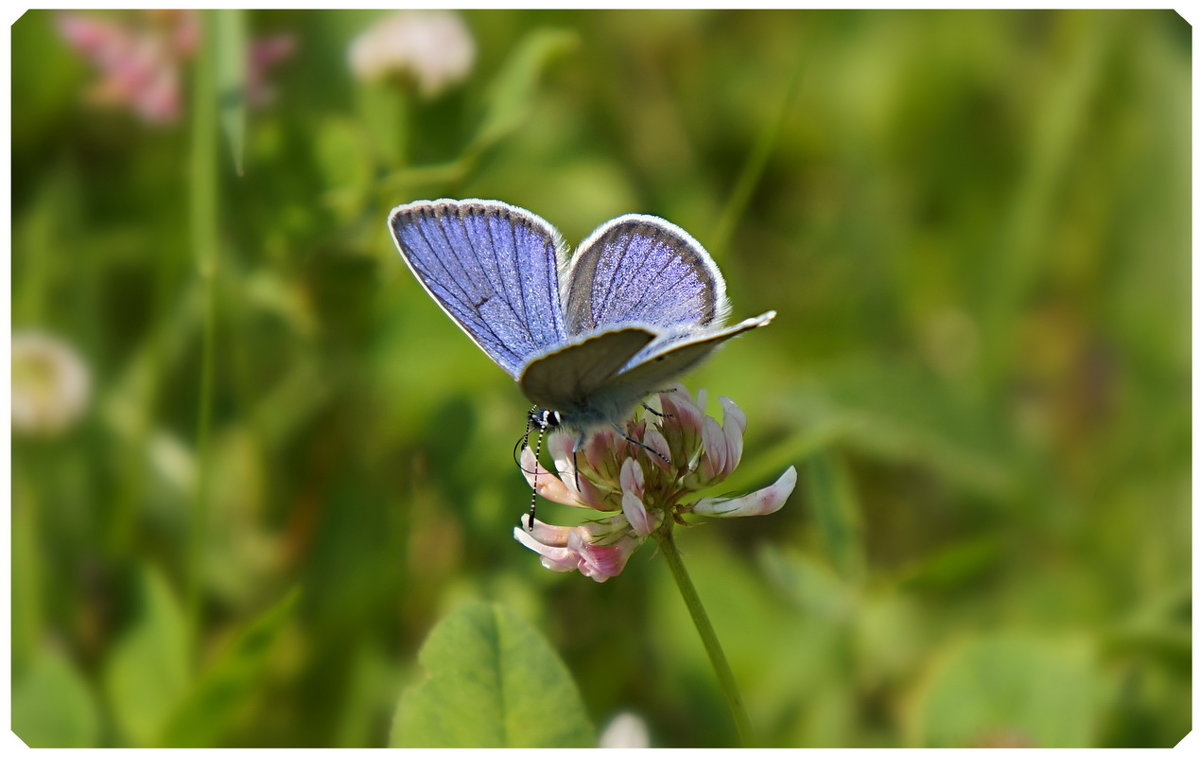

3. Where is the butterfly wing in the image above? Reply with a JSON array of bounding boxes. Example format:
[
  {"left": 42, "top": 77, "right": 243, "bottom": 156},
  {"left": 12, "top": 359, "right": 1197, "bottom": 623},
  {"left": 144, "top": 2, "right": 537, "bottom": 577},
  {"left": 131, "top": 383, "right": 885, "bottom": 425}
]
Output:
[
  {"left": 518, "top": 326, "right": 659, "bottom": 412},
  {"left": 603, "top": 311, "right": 777, "bottom": 398},
  {"left": 563, "top": 215, "right": 731, "bottom": 335},
  {"left": 521, "top": 313, "right": 775, "bottom": 434},
  {"left": 389, "top": 199, "right": 568, "bottom": 377}
]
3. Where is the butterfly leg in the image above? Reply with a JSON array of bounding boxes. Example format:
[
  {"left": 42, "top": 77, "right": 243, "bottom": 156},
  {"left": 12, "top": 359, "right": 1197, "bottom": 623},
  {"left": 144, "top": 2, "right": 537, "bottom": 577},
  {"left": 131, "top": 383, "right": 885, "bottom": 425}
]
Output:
[
  {"left": 640, "top": 401, "right": 671, "bottom": 419},
  {"left": 572, "top": 432, "right": 587, "bottom": 493},
  {"left": 641, "top": 387, "right": 679, "bottom": 419},
  {"left": 525, "top": 425, "right": 550, "bottom": 531},
  {"left": 516, "top": 406, "right": 548, "bottom": 531},
  {"left": 611, "top": 423, "right": 672, "bottom": 466}
]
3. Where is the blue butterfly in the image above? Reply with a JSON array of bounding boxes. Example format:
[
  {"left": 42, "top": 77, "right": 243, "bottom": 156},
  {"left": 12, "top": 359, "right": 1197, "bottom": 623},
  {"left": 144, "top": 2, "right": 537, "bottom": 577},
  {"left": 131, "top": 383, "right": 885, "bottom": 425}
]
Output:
[{"left": 388, "top": 198, "right": 775, "bottom": 440}]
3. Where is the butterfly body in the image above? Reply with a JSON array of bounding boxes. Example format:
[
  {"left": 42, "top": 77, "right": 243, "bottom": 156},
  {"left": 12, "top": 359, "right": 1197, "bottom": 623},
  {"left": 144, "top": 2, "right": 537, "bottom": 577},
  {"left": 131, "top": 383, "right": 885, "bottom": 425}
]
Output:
[{"left": 389, "top": 199, "right": 774, "bottom": 436}]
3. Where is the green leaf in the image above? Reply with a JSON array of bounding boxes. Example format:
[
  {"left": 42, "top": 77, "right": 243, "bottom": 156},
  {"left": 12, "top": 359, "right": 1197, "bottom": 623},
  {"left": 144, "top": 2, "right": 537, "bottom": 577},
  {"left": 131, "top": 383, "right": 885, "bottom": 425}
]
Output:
[
  {"left": 103, "top": 568, "right": 191, "bottom": 746},
  {"left": 12, "top": 647, "right": 101, "bottom": 747},
  {"left": 161, "top": 588, "right": 300, "bottom": 746},
  {"left": 907, "top": 633, "right": 1106, "bottom": 747},
  {"left": 390, "top": 601, "right": 594, "bottom": 747}
]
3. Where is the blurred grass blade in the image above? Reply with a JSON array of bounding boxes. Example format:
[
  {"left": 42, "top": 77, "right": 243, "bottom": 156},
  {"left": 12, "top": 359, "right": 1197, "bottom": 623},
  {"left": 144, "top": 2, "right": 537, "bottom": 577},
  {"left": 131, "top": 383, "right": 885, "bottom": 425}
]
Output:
[
  {"left": 710, "top": 56, "right": 804, "bottom": 258},
  {"left": 189, "top": 8, "right": 220, "bottom": 641},
  {"left": 391, "top": 602, "right": 594, "bottom": 747},
  {"left": 804, "top": 451, "right": 866, "bottom": 581},
  {"left": 380, "top": 27, "right": 577, "bottom": 193},
  {"left": 214, "top": 9, "right": 247, "bottom": 175},
  {"left": 470, "top": 27, "right": 578, "bottom": 155},
  {"left": 162, "top": 589, "right": 301, "bottom": 746},
  {"left": 978, "top": 13, "right": 1114, "bottom": 390}
]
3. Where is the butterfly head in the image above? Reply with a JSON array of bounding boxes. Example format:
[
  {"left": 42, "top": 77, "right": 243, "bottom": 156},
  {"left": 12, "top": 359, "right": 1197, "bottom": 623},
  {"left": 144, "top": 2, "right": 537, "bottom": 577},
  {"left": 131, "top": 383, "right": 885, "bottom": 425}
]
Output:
[{"left": 528, "top": 407, "right": 562, "bottom": 431}]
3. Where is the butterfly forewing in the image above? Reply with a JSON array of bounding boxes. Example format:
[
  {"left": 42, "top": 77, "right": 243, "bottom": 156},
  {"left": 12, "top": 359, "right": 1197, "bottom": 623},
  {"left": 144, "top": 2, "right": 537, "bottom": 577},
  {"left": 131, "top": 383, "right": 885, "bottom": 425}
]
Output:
[
  {"left": 563, "top": 216, "right": 731, "bottom": 336},
  {"left": 389, "top": 199, "right": 568, "bottom": 377}
]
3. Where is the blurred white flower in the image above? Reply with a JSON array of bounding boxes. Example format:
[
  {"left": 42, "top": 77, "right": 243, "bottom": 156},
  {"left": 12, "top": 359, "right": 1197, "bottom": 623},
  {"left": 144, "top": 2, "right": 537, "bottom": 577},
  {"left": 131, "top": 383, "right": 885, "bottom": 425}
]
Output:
[
  {"left": 12, "top": 331, "right": 91, "bottom": 436},
  {"left": 598, "top": 711, "right": 650, "bottom": 748},
  {"left": 347, "top": 10, "right": 475, "bottom": 97}
]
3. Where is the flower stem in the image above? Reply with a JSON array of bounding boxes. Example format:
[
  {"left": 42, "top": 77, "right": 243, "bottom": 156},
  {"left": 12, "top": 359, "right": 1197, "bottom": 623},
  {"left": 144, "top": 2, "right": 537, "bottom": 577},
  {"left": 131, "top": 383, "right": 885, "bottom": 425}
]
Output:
[{"left": 655, "top": 526, "right": 755, "bottom": 746}]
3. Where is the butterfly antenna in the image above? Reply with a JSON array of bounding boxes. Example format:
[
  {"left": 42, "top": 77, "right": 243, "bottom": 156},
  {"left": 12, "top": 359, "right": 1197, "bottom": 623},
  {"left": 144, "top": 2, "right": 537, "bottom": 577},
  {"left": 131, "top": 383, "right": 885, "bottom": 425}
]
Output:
[{"left": 513, "top": 409, "right": 538, "bottom": 473}]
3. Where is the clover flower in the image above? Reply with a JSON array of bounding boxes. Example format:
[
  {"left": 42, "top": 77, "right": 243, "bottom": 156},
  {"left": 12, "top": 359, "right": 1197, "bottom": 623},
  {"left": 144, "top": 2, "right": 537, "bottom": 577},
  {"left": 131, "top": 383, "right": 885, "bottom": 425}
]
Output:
[
  {"left": 12, "top": 331, "right": 91, "bottom": 437},
  {"left": 513, "top": 386, "right": 797, "bottom": 582},
  {"left": 57, "top": 10, "right": 294, "bottom": 125},
  {"left": 598, "top": 711, "right": 651, "bottom": 748},
  {"left": 347, "top": 10, "right": 475, "bottom": 97}
]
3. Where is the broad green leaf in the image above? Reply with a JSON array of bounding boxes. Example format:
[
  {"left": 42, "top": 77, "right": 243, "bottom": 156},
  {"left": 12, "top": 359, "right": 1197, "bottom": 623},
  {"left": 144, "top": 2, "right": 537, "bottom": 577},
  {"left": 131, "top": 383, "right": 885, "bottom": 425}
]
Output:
[
  {"left": 12, "top": 647, "right": 100, "bottom": 747},
  {"left": 390, "top": 601, "right": 593, "bottom": 747},
  {"left": 103, "top": 568, "right": 191, "bottom": 746},
  {"left": 161, "top": 589, "right": 300, "bottom": 746},
  {"left": 907, "top": 633, "right": 1106, "bottom": 747}
]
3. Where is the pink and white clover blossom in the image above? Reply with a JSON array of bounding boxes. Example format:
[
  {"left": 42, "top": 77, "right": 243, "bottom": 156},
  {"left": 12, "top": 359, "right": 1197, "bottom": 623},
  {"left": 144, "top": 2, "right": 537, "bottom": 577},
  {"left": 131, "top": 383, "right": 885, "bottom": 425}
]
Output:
[{"left": 514, "top": 386, "right": 795, "bottom": 582}]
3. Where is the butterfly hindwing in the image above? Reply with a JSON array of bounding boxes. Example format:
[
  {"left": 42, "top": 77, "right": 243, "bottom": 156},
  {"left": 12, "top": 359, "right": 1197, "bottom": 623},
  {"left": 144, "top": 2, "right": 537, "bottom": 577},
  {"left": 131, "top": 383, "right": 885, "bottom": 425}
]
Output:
[
  {"left": 563, "top": 215, "right": 731, "bottom": 336},
  {"left": 518, "top": 326, "right": 659, "bottom": 412},
  {"left": 602, "top": 312, "right": 777, "bottom": 400},
  {"left": 389, "top": 199, "right": 568, "bottom": 377}
]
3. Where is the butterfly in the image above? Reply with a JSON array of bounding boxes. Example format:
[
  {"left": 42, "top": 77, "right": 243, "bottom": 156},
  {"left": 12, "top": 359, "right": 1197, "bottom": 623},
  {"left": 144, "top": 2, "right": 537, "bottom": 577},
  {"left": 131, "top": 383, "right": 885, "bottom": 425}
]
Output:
[{"left": 388, "top": 198, "right": 775, "bottom": 445}]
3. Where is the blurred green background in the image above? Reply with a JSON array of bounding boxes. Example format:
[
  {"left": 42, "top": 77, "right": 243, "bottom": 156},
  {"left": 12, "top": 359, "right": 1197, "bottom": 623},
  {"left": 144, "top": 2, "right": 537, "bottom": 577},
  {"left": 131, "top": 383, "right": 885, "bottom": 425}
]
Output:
[{"left": 10, "top": 8, "right": 1190, "bottom": 747}]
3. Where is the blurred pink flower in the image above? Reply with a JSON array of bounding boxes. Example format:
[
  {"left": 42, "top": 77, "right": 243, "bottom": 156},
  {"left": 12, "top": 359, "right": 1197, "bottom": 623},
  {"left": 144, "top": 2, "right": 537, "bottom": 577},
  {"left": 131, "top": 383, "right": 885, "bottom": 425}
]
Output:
[
  {"left": 56, "top": 10, "right": 295, "bottom": 125},
  {"left": 246, "top": 34, "right": 296, "bottom": 108},
  {"left": 57, "top": 10, "right": 198, "bottom": 124},
  {"left": 514, "top": 386, "right": 796, "bottom": 582}
]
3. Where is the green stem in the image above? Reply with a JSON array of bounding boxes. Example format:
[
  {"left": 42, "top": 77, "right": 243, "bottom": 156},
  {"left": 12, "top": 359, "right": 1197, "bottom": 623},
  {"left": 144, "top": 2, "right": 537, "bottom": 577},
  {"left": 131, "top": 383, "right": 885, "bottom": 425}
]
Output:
[
  {"left": 655, "top": 526, "right": 754, "bottom": 747},
  {"left": 187, "top": 10, "right": 220, "bottom": 640}
]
